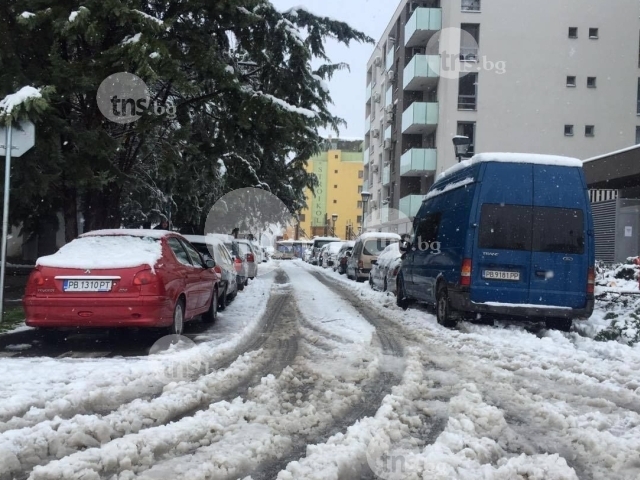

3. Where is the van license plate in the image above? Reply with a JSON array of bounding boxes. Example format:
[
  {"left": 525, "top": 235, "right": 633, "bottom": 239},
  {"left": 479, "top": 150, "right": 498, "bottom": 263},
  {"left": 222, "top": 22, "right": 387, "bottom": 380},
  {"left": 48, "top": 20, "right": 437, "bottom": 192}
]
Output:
[
  {"left": 63, "top": 280, "right": 112, "bottom": 292},
  {"left": 483, "top": 270, "right": 520, "bottom": 281}
]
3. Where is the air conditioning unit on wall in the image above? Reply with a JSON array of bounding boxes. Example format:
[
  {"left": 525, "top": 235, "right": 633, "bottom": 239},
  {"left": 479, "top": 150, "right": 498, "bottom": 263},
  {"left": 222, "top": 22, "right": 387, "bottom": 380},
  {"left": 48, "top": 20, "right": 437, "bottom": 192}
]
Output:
[{"left": 371, "top": 129, "right": 380, "bottom": 138}]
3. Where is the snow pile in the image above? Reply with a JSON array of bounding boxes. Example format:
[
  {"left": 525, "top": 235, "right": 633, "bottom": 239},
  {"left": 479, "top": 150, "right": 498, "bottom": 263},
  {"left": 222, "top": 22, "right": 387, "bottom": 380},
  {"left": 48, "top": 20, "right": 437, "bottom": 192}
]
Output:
[
  {"left": 122, "top": 33, "right": 142, "bottom": 45},
  {"left": 20, "top": 12, "right": 35, "bottom": 19},
  {"left": 0, "top": 87, "right": 42, "bottom": 116},
  {"left": 425, "top": 176, "right": 475, "bottom": 200},
  {"left": 357, "top": 232, "right": 401, "bottom": 241},
  {"left": 68, "top": 7, "right": 88, "bottom": 23},
  {"left": 36, "top": 234, "right": 163, "bottom": 270},
  {"left": 133, "top": 9, "right": 163, "bottom": 25}
]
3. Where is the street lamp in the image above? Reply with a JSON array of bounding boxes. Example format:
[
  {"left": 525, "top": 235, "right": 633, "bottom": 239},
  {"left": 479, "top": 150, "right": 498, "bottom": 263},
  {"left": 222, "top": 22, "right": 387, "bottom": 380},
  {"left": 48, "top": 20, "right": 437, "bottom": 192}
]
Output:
[
  {"left": 452, "top": 135, "right": 471, "bottom": 163},
  {"left": 360, "top": 191, "right": 372, "bottom": 233},
  {"left": 331, "top": 213, "right": 338, "bottom": 237}
]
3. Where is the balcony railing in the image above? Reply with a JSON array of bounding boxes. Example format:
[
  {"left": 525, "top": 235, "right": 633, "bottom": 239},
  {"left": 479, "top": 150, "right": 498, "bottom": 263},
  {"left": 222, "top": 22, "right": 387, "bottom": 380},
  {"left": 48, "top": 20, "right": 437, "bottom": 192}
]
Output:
[
  {"left": 386, "top": 48, "right": 394, "bottom": 71},
  {"left": 402, "top": 102, "right": 439, "bottom": 134},
  {"left": 382, "top": 165, "right": 390, "bottom": 186},
  {"left": 364, "top": 148, "right": 369, "bottom": 165},
  {"left": 403, "top": 54, "right": 440, "bottom": 90},
  {"left": 460, "top": 47, "right": 479, "bottom": 62},
  {"left": 385, "top": 87, "right": 393, "bottom": 108},
  {"left": 405, "top": 8, "right": 442, "bottom": 47},
  {"left": 399, "top": 195, "right": 423, "bottom": 219},
  {"left": 365, "top": 115, "right": 371, "bottom": 133},
  {"left": 380, "top": 206, "right": 390, "bottom": 224},
  {"left": 400, "top": 148, "right": 437, "bottom": 176},
  {"left": 366, "top": 83, "right": 371, "bottom": 101},
  {"left": 458, "top": 95, "right": 477, "bottom": 110},
  {"left": 362, "top": 180, "right": 369, "bottom": 193}
]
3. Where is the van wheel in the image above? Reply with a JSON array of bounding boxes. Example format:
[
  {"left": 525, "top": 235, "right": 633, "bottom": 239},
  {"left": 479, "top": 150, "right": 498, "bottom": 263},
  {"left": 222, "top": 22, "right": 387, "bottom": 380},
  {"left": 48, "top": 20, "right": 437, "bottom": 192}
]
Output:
[
  {"left": 545, "top": 318, "right": 572, "bottom": 332},
  {"left": 396, "top": 275, "right": 410, "bottom": 310},
  {"left": 168, "top": 299, "right": 185, "bottom": 335},
  {"left": 436, "top": 286, "right": 457, "bottom": 328}
]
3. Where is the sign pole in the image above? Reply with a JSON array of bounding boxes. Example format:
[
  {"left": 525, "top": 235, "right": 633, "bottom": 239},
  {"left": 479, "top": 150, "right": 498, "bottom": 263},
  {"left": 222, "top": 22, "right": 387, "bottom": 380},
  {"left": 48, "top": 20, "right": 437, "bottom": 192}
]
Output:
[{"left": 0, "top": 120, "right": 13, "bottom": 324}]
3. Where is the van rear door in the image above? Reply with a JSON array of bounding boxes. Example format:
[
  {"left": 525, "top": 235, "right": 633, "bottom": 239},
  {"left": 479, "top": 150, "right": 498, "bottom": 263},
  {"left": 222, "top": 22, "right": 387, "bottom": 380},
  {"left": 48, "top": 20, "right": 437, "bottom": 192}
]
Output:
[
  {"left": 470, "top": 163, "right": 533, "bottom": 305},
  {"left": 529, "top": 166, "right": 588, "bottom": 308}
]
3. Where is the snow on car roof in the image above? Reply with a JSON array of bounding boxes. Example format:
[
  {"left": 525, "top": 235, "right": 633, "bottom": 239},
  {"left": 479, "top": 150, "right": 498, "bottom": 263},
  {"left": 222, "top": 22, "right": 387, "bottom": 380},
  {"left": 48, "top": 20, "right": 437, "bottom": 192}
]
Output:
[
  {"left": 183, "top": 234, "right": 222, "bottom": 246},
  {"left": 207, "top": 233, "right": 235, "bottom": 243},
  {"left": 80, "top": 229, "right": 171, "bottom": 239},
  {"left": 358, "top": 232, "right": 401, "bottom": 241},
  {"left": 37, "top": 234, "right": 163, "bottom": 270},
  {"left": 327, "top": 242, "right": 344, "bottom": 253},
  {"left": 439, "top": 152, "right": 582, "bottom": 179},
  {"left": 313, "top": 236, "right": 341, "bottom": 241}
]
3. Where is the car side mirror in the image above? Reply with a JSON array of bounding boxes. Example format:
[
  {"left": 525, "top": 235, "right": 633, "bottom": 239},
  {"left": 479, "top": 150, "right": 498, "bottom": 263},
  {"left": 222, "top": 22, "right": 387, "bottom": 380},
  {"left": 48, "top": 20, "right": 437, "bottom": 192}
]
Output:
[
  {"left": 371, "top": 260, "right": 378, "bottom": 265},
  {"left": 205, "top": 258, "right": 216, "bottom": 269},
  {"left": 399, "top": 241, "right": 410, "bottom": 253}
]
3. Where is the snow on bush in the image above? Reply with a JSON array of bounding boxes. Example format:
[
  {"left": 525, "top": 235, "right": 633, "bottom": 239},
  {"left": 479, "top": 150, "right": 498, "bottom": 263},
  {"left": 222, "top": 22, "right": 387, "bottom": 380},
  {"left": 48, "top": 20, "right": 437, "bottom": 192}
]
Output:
[{"left": 591, "top": 260, "right": 640, "bottom": 346}]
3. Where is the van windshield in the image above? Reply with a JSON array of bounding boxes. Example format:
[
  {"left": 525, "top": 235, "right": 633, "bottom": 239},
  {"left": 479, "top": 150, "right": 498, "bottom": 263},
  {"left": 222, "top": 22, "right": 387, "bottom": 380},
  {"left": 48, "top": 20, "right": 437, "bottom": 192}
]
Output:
[
  {"left": 478, "top": 204, "right": 585, "bottom": 254},
  {"left": 363, "top": 239, "right": 396, "bottom": 256}
]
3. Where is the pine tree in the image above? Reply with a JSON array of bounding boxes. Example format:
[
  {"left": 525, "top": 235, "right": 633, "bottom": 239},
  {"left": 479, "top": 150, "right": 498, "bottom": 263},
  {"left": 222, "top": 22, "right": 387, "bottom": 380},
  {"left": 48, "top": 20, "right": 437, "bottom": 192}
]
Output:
[{"left": 0, "top": 0, "right": 372, "bottom": 240}]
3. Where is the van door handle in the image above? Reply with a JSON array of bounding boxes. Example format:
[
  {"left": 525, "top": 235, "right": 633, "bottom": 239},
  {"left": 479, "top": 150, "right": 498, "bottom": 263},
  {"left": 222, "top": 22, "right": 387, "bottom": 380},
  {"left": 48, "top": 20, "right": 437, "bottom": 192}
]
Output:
[{"left": 535, "top": 270, "right": 547, "bottom": 278}]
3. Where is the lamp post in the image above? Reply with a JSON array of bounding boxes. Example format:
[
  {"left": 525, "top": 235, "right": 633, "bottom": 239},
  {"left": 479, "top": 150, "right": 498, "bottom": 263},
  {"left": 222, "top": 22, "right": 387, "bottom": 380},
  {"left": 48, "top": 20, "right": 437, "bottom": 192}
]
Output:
[
  {"left": 360, "top": 191, "right": 372, "bottom": 234},
  {"left": 331, "top": 213, "right": 338, "bottom": 237},
  {"left": 452, "top": 135, "right": 471, "bottom": 163}
]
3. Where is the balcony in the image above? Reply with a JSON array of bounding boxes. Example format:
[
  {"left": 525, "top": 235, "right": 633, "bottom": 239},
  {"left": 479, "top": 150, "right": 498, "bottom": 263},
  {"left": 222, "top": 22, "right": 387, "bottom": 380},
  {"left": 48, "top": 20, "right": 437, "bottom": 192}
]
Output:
[
  {"left": 364, "top": 148, "right": 369, "bottom": 165},
  {"left": 400, "top": 195, "right": 423, "bottom": 219},
  {"left": 366, "top": 83, "right": 371, "bottom": 101},
  {"left": 385, "top": 87, "right": 393, "bottom": 108},
  {"left": 382, "top": 165, "right": 390, "bottom": 186},
  {"left": 386, "top": 48, "right": 394, "bottom": 71},
  {"left": 403, "top": 55, "right": 440, "bottom": 91},
  {"left": 365, "top": 115, "right": 371, "bottom": 134},
  {"left": 362, "top": 180, "right": 369, "bottom": 193},
  {"left": 402, "top": 102, "right": 439, "bottom": 134},
  {"left": 405, "top": 8, "right": 442, "bottom": 48},
  {"left": 401, "top": 148, "right": 437, "bottom": 176},
  {"left": 380, "top": 206, "right": 390, "bottom": 224},
  {"left": 384, "top": 126, "right": 392, "bottom": 140}
]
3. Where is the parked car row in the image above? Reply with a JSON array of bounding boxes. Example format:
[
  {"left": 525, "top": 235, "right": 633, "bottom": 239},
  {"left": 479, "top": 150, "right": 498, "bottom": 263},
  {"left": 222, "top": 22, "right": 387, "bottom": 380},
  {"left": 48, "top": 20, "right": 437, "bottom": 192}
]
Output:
[{"left": 23, "top": 230, "right": 267, "bottom": 338}]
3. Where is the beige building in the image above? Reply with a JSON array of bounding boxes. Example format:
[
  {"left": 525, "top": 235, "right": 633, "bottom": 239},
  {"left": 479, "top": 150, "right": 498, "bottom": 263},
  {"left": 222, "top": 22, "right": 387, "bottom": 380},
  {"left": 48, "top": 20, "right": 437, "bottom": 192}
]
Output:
[{"left": 364, "top": 0, "right": 640, "bottom": 234}]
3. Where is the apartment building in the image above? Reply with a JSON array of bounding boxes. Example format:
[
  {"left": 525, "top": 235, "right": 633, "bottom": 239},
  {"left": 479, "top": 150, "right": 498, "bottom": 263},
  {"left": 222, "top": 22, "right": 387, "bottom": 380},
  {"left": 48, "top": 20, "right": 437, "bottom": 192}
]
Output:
[
  {"left": 297, "top": 139, "right": 364, "bottom": 240},
  {"left": 364, "top": 0, "right": 640, "bottom": 234}
]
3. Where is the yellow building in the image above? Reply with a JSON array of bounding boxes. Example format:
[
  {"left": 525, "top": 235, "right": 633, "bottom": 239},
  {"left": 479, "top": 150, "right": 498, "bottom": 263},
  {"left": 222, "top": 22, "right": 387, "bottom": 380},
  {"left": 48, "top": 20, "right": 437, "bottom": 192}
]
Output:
[{"left": 297, "top": 139, "right": 364, "bottom": 240}]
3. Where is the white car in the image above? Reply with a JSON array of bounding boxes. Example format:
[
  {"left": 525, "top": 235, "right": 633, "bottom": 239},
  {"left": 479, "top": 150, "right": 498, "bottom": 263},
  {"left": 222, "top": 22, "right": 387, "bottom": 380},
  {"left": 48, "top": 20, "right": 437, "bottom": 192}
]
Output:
[{"left": 369, "top": 243, "right": 402, "bottom": 293}]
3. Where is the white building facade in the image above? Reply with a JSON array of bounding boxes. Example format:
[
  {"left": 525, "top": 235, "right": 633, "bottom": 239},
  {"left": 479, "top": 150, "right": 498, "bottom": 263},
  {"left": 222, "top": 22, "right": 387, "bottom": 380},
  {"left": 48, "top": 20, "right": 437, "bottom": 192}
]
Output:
[{"left": 363, "top": 0, "right": 640, "bottom": 234}]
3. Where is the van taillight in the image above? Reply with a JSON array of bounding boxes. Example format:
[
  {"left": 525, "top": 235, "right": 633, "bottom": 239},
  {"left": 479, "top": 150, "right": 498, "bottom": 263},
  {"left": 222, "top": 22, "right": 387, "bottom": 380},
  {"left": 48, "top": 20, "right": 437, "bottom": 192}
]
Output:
[
  {"left": 587, "top": 267, "right": 595, "bottom": 295},
  {"left": 460, "top": 259, "right": 472, "bottom": 287},
  {"left": 133, "top": 270, "right": 156, "bottom": 285}
]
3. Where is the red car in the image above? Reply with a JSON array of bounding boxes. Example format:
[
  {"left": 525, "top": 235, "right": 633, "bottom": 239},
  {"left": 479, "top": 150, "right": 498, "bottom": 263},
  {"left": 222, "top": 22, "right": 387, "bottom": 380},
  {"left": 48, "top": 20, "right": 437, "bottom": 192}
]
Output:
[{"left": 23, "top": 230, "right": 221, "bottom": 335}]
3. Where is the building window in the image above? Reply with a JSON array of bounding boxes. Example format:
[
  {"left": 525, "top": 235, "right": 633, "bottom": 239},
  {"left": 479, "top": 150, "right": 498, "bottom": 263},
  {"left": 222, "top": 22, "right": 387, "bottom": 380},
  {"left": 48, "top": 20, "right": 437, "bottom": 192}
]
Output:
[
  {"left": 358, "top": 186, "right": 363, "bottom": 193},
  {"left": 587, "top": 77, "right": 597, "bottom": 88},
  {"left": 568, "top": 27, "right": 578, "bottom": 39},
  {"left": 334, "top": 169, "right": 338, "bottom": 173},
  {"left": 566, "top": 76, "right": 576, "bottom": 87},
  {"left": 334, "top": 155, "right": 338, "bottom": 159},
  {"left": 358, "top": 170, "right": 364, "bottom": 178},
  {"left": 298, "top": 214, "right": 305, "bottom": 222},
  {"left": 461, "top": 0, "right": 481, "bottom": 12},
  {"left": 564, "top": 125, "right": 574, "bottom": 136},
  {"left": 357, "top": 201, "right": 363, "bottom": 208},
  {"left": 636, "top": 126, "right": 640, "bottom": 144},
  {"left": 637, "top": 79, "right": 640, "bottom": 115},
  {"left": 460, "top": 24, "right": 480, "bottom": 61},
  {"left": 457, "top": 122, "right": 476, "bottom": 156},
  {"left": 334, "top": 185, "right": 338, "bottom": 188},
  {"left": 333, "top": 199, "right": 337, "bottom": 204},
  {"left": 357, "top": 215, "right": 362, "bottom": 224},
  {"left": 458, "top": 73, "right": 478, "bottom": 110},
  {"left": 589, "top": 28, "right": 599, "bottom": 39},
  {"left": 585, "top": 125, "right": 595, "bottom": 137}
]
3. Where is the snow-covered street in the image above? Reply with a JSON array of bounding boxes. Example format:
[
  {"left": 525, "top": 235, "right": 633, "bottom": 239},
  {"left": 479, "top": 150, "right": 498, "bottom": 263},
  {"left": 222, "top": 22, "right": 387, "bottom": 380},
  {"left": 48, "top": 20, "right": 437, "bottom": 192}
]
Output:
[{"left": 0, "top": 259, "right": 638, "bottom": 479}]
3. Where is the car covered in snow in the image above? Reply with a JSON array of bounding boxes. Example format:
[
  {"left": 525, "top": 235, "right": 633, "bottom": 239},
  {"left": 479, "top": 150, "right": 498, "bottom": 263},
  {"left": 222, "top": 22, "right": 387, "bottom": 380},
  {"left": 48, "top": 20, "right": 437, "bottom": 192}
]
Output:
[
  {"left": 335, "top": 241, "right": 355, "bottom": 274},
  {"left": 183, "top": 234, "right": 239, "bottom": 309},
  {"left": 347, "top": 232, "right": 401, "bottom": 282},
  {"left": 236, "top": 239, "right": 258, "bottom": 279},
  {"left": 23, "top": 230, "right": 221, "bottom": 336},
  {"left": 369, "top": 242, "right": 402, "bottom": 293},
  {"left": 209, "top": 234, "right": 248, "bottom": 290},
  {"left": 321, "top": 241, "right": 345, "bottom": 268},
  {"left": 396, "top": 153, "right": 595, "bottom": 331},
  {"left": 310, "top": 236, "right": 341, "bottom": 265}
]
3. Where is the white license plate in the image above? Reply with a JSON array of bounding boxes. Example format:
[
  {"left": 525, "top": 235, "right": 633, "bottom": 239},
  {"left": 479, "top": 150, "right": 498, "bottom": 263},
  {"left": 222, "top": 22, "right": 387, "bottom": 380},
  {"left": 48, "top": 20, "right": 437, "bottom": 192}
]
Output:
[
  {"left": 63, "top": 280, "right": 113, "bottom": 292},
  {"left": 483, "top": 270, "right": 520, "bottom": 281}
]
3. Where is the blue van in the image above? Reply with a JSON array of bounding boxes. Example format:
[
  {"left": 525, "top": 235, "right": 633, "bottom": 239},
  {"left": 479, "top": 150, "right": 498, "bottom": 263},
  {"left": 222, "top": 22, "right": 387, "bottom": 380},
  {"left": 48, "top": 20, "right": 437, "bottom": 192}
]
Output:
[{"left": 396, "top": 153, "right": 595, "bottom": 331}]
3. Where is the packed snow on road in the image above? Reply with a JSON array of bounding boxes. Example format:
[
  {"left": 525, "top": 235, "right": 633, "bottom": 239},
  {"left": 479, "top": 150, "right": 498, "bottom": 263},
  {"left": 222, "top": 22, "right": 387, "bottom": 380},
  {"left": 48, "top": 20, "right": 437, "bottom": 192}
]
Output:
[{"left": 0, "top": 258, "right": 638, "bottom": 480}]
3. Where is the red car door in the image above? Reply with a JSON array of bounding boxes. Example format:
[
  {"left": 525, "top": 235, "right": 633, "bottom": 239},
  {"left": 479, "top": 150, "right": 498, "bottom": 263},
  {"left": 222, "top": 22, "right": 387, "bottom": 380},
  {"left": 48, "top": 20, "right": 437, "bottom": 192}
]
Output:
[
  {"left": 180, "top": 238, "right": 215, "bottom": 311},
  {"left": 166, "top": 237, "right": 201, "bottom": 315}
]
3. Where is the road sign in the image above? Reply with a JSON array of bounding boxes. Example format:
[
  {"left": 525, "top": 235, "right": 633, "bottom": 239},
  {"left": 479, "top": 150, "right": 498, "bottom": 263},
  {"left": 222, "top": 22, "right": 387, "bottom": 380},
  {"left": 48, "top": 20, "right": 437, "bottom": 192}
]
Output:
[{"left": 0, "top": 121, "right": 35, "bottom": 157}]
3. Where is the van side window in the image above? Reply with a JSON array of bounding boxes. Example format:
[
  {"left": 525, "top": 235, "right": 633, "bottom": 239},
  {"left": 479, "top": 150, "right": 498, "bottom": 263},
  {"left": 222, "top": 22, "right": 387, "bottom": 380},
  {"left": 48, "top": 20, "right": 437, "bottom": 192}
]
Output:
[
  {"left": 414, "top": 213, "right": 442, "bottom": 246},
  {"left": 479, "top": 204, "right": 532, "bottom": 251}
]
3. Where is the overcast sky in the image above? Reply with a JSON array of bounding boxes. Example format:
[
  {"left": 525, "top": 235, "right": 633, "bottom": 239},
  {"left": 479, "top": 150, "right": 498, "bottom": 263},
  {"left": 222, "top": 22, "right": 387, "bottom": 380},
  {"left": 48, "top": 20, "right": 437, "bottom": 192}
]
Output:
[{"left": 270, "top": 0, "right": 397, "bottom": 140}]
